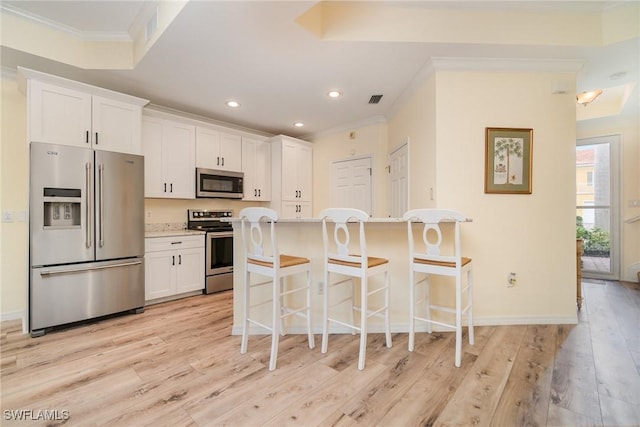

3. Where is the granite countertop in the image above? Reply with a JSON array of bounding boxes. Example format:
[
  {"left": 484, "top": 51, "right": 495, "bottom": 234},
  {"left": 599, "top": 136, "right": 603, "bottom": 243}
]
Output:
[{"left": 145, "top": 222, "right": 206, "bottom": 238}]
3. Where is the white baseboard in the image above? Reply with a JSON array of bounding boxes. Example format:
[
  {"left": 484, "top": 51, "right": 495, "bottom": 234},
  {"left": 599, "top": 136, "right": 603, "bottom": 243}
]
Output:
[
  {"left": 230, "top": 314, "right": 578, "bottom": 336},
  {"left": 624, "top": 261, "right": 640, "bottom": 282},
  {"left": 0, "top": 310, "right": 26, "bottom": 333}
]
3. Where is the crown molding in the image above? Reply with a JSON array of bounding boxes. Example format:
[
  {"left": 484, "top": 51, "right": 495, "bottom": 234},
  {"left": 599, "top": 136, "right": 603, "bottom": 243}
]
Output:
[
  {"left": 385, "top": 56, "right": 585, "bottom": 121},
  {"left": 430, "top": 57, "right": 584, "bottom": 73},
  {"left": 144, "top": 104, "right": 274, "bottom": 138},
  {"left": 1, "top": 66, "right": 18, "bottom": 80},
  {"left": 1, "top": 3, "right": 132, "bottom": 42},
  {"left": 303, "top": 115, "right": 388, "bottom": 140}
]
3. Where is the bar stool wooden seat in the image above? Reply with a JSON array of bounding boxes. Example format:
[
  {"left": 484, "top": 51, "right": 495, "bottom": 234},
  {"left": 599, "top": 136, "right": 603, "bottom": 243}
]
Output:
[
  {"left": 319, "top": 208, "right": 392, "bottom": 370},
  {"left": 403, "top": 208, "right": 474, "bottom": 367},
  {"left": 239, "top": 207, "right": 314, "bottom": 371}
]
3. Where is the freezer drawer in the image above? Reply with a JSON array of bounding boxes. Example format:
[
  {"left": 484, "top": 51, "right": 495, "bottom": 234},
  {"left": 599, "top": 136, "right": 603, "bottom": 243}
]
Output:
[{"left": 30, "top": 258, "right": 144, "bottom": 334}]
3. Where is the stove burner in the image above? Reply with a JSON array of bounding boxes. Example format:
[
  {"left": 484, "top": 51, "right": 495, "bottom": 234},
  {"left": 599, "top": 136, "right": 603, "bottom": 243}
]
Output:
[{"left": 187, "top": 209, "right": 233, "bottom": 232}]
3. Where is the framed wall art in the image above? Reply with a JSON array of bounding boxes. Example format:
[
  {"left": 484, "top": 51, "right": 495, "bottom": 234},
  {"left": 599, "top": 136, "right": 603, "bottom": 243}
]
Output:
[{"left": 484, "top": 127, "right": 533, "bottom": 194}]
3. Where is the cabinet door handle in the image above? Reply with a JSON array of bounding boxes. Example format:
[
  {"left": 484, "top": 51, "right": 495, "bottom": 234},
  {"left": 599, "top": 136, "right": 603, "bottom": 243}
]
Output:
[
  {"left": 258, "top": 189, "right": 261, "bottom": 197},
  {"left": 254, "top": 189, "right": 257, "bottom": 197},
  {"left": 178, "top": 254, "right": 182, "bottom": 265},
  {"left": 170, "top": 183, "right": 173, "bottom": 193},
  {"left": 171, "top": 241, "right": 182, "bottom": 245},
  {"left": 217, "top": 156, "right": 220, "bottom": 166},
  {"left": 172, "top": 255, "right": 175, "bottom": 266},
  {"left": 221, "top": 157, "right": 224, "bottom": 166},
  {"left": 95, "top": 132, "right": 99, "bottom": 145},
  {"left": 164, "top": 183, "right": 167, "bottom": 193},
  {"left": 86, "top": 131, "right": 89, "bottom": 144}
]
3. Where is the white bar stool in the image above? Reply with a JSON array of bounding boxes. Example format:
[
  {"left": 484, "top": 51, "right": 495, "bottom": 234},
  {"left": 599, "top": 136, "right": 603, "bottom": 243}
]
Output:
[
  {"left": 239, "top": 207, "right": 315, "bottom": 371},
  {"left": 319, "top": 208, "right": 392, "bottom": 370},
  {"left": 403, "top": 209, "right": 474, "bottom": 367}
]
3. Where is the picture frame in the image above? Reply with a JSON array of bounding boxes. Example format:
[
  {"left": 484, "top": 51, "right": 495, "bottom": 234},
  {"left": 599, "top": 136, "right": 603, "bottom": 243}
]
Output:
[{"left": 484, "top": 127, "right": 533, "bottom": 194}]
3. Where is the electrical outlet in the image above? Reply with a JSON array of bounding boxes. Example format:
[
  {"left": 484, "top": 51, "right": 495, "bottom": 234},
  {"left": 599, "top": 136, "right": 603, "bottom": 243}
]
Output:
[
  {"left": 146, "top": 211, "right": 152, "bottom": 219},
  {"left": 318, "top": 281, "right": 324, "bottom": 295},
  {"left": 508, "top": 272, "right": 517, "bottom": 287}
]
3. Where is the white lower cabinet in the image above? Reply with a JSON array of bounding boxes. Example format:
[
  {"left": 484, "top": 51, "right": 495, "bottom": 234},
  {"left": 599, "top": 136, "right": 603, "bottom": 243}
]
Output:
[
  {"left": 145, "top": 234, "right": 204, "bottom": 302},
  {"left": 282, "top": 201, "right": 312, "bottom": 219}
]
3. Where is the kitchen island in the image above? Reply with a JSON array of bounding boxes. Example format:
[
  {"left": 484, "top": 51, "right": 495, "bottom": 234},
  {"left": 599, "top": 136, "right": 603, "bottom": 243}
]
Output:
[{"left": 228, "top": 217, "right": 459, "bottom": 335}]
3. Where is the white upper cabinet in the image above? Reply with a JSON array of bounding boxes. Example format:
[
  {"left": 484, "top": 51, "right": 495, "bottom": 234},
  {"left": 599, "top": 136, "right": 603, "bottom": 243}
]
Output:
[
  {"left": 28, "top": 81, "right": 92, "bottom": 146},
  {"left": 91, "top": 96, "right": 143, "bottom": 154},
  {"left": 195, "top": 126, "right": 242, "bottom": 172},
  {"left": 279, "top": 137, "right": 312, "bottom": 202},
  {"left": 143, "top": 116, "right": 196, "bottom": 199},
  {"left": 21, "top": 69, "right": 148, "bottom": 155},
  {"left": 270, "top": 135, "right": 312, "bottom": 218},
  {"left": 242, "top": 137, "right": 271, "bottom": 201}
]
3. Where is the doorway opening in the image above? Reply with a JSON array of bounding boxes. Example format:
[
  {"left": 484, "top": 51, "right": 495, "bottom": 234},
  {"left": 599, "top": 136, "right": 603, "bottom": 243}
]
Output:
[{"left": 576, "top": 135, "right": 620, "bottom": 280}]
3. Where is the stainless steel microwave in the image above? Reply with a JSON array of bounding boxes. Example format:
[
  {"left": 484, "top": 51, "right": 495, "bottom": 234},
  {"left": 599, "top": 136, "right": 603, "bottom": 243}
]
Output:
[{"left": 196, "top": 168, "right": 244, "bottom": 199}]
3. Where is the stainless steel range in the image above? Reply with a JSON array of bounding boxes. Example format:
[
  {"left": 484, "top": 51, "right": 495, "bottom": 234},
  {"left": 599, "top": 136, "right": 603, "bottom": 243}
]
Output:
[{"left": 187, "top": 209, "right": 234, "bottom": 294}]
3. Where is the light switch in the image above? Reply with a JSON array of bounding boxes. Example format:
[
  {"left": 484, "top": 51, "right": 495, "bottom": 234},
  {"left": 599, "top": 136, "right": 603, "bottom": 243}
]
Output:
[{"left": 2, "top": 211, "right": 14, "bottom": 222}]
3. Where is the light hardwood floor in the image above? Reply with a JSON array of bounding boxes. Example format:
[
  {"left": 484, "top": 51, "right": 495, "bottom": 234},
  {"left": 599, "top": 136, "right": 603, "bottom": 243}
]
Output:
[{"left": 1, "top": 280, "right": 639, "bottom": 426}]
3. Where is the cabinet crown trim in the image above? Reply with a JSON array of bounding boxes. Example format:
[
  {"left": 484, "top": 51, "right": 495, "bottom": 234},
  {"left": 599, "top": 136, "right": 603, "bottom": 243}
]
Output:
[{"left": 18, "top": 67, "right": 149, "bottom": 107}]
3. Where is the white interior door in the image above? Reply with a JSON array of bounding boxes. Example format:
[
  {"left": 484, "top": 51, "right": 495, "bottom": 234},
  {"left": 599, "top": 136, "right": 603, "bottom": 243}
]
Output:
[
  {"left": 330, "top": 156, "right": 372, "bottom": 215},
  {"left": 389, "top": 142, "right": 409, "bottom": 218}
]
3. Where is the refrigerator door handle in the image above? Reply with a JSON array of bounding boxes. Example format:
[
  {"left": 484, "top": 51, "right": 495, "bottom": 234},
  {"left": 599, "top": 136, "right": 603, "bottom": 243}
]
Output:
[
  {"left": 98, "top": 163, "right": 105, "bottom": 247},
  {"left": 39, "top": 260, "right": 143, "bottom": 276},
  {"left": 86, "top": 162, "right": 92, "bottom": 249}
]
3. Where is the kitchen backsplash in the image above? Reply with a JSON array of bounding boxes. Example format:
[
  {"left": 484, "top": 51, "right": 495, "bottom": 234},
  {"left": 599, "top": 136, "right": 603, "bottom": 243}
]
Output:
[{"left": 144, "top": 197, "right": 268, "bottom": 224}]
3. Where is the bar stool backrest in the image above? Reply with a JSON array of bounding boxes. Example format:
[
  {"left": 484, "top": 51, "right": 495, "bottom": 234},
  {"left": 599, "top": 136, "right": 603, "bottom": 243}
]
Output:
[
  {"left": 319, "top": 208, "right": 369, "bottom": 270},
  {"left": 239, "top": 207, "right": 279, "bottom": 268},
  {"left": 403, "top": 208, "right": 466, "bottom": 267}
]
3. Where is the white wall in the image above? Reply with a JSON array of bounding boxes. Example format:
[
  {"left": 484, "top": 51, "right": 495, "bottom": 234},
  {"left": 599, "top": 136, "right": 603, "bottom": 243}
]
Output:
[
  {"left": 309, "top": 67, "right": 579, "bottom": 324},
  {"left": 429, "top": 70, "right": 578, "bottom": 321},
  {"left": 0, "top": 73, "right": 28, "bottom": 321},
  {"left": 310, "top": 120, "right": 389, "bottom": 217},
  {"left": 388, "top": 75, "right": 436, "bottom": 211}
]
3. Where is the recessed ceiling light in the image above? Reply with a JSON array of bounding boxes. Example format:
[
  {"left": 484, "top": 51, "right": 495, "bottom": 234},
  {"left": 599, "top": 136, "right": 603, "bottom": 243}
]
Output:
[
  {"left": 225, "top": 100, "right": 240, "bottom": 108},
  {"left": 293, "top": 122, "right": 304, "bottom": 127},
  {"left": 327, "top": 90, "right": 341, "bottom": 98}
]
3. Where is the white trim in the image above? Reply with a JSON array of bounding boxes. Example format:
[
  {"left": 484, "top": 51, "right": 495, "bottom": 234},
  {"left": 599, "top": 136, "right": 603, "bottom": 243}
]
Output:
[
  {"left": 231, "top": 314, "right": 578, "bottom": 335},
  {"left": 17, "top": 67, "right": 149, "bottom": 107},
  {"left": 386, "top": 56, "right": 584, "bottom": 121},
  {"left": 1, "top": 66, "right": 18, "bottom": 80},
  {"left": 303, "top": 115, "right": 387, "bottom": 140},
  {"left": 144, "top": 104, "right": 273, "bottom": 138},
  {"left": 0, "top": 310, "right": 25, "bottom": 323},
  {"left": 0, "top": 3, "right": 133, "bottom": 42},
  {"left": 625, "top": 262, "right": 640, "bottom": 283},
  {"left": 577, "top": 134, "right": 622, "bottom": 280},
  {"left": 430, "top": 57, "right": 584, "bottom": 73}
]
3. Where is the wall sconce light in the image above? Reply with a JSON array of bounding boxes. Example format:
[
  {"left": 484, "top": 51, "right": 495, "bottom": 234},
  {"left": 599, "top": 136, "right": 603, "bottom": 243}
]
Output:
[{"left": 576, "top": 89, "right": 603, "bottom": 106}]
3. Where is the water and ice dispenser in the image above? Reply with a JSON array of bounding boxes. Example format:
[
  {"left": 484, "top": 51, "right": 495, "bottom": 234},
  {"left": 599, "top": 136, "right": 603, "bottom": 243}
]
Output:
[{"left": 43, "top": 188, "right": 81, "bottom": 229}]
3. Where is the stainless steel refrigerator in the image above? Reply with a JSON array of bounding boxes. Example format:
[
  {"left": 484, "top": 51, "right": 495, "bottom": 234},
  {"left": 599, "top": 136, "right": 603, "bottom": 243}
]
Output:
[{"left": 29, "top": 142, "right": 145, "bottom": 336}]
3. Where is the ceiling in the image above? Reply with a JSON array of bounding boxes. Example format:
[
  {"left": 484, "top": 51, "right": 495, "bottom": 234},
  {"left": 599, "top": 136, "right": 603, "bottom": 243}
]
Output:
[{"left": 1, "top": 1, "right": 638, "bottom": 138}]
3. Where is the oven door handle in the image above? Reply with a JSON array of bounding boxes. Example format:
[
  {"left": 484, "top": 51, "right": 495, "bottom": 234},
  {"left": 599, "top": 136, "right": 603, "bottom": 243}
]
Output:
[{"left": 209, "top": 232, "right": 233, "bottom": 238}]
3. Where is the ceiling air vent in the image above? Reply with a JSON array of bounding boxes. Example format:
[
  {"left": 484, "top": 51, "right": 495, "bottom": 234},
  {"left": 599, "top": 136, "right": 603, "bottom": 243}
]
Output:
[{"left": 368, "top": 95, "right": 383, "bottom": 104}]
